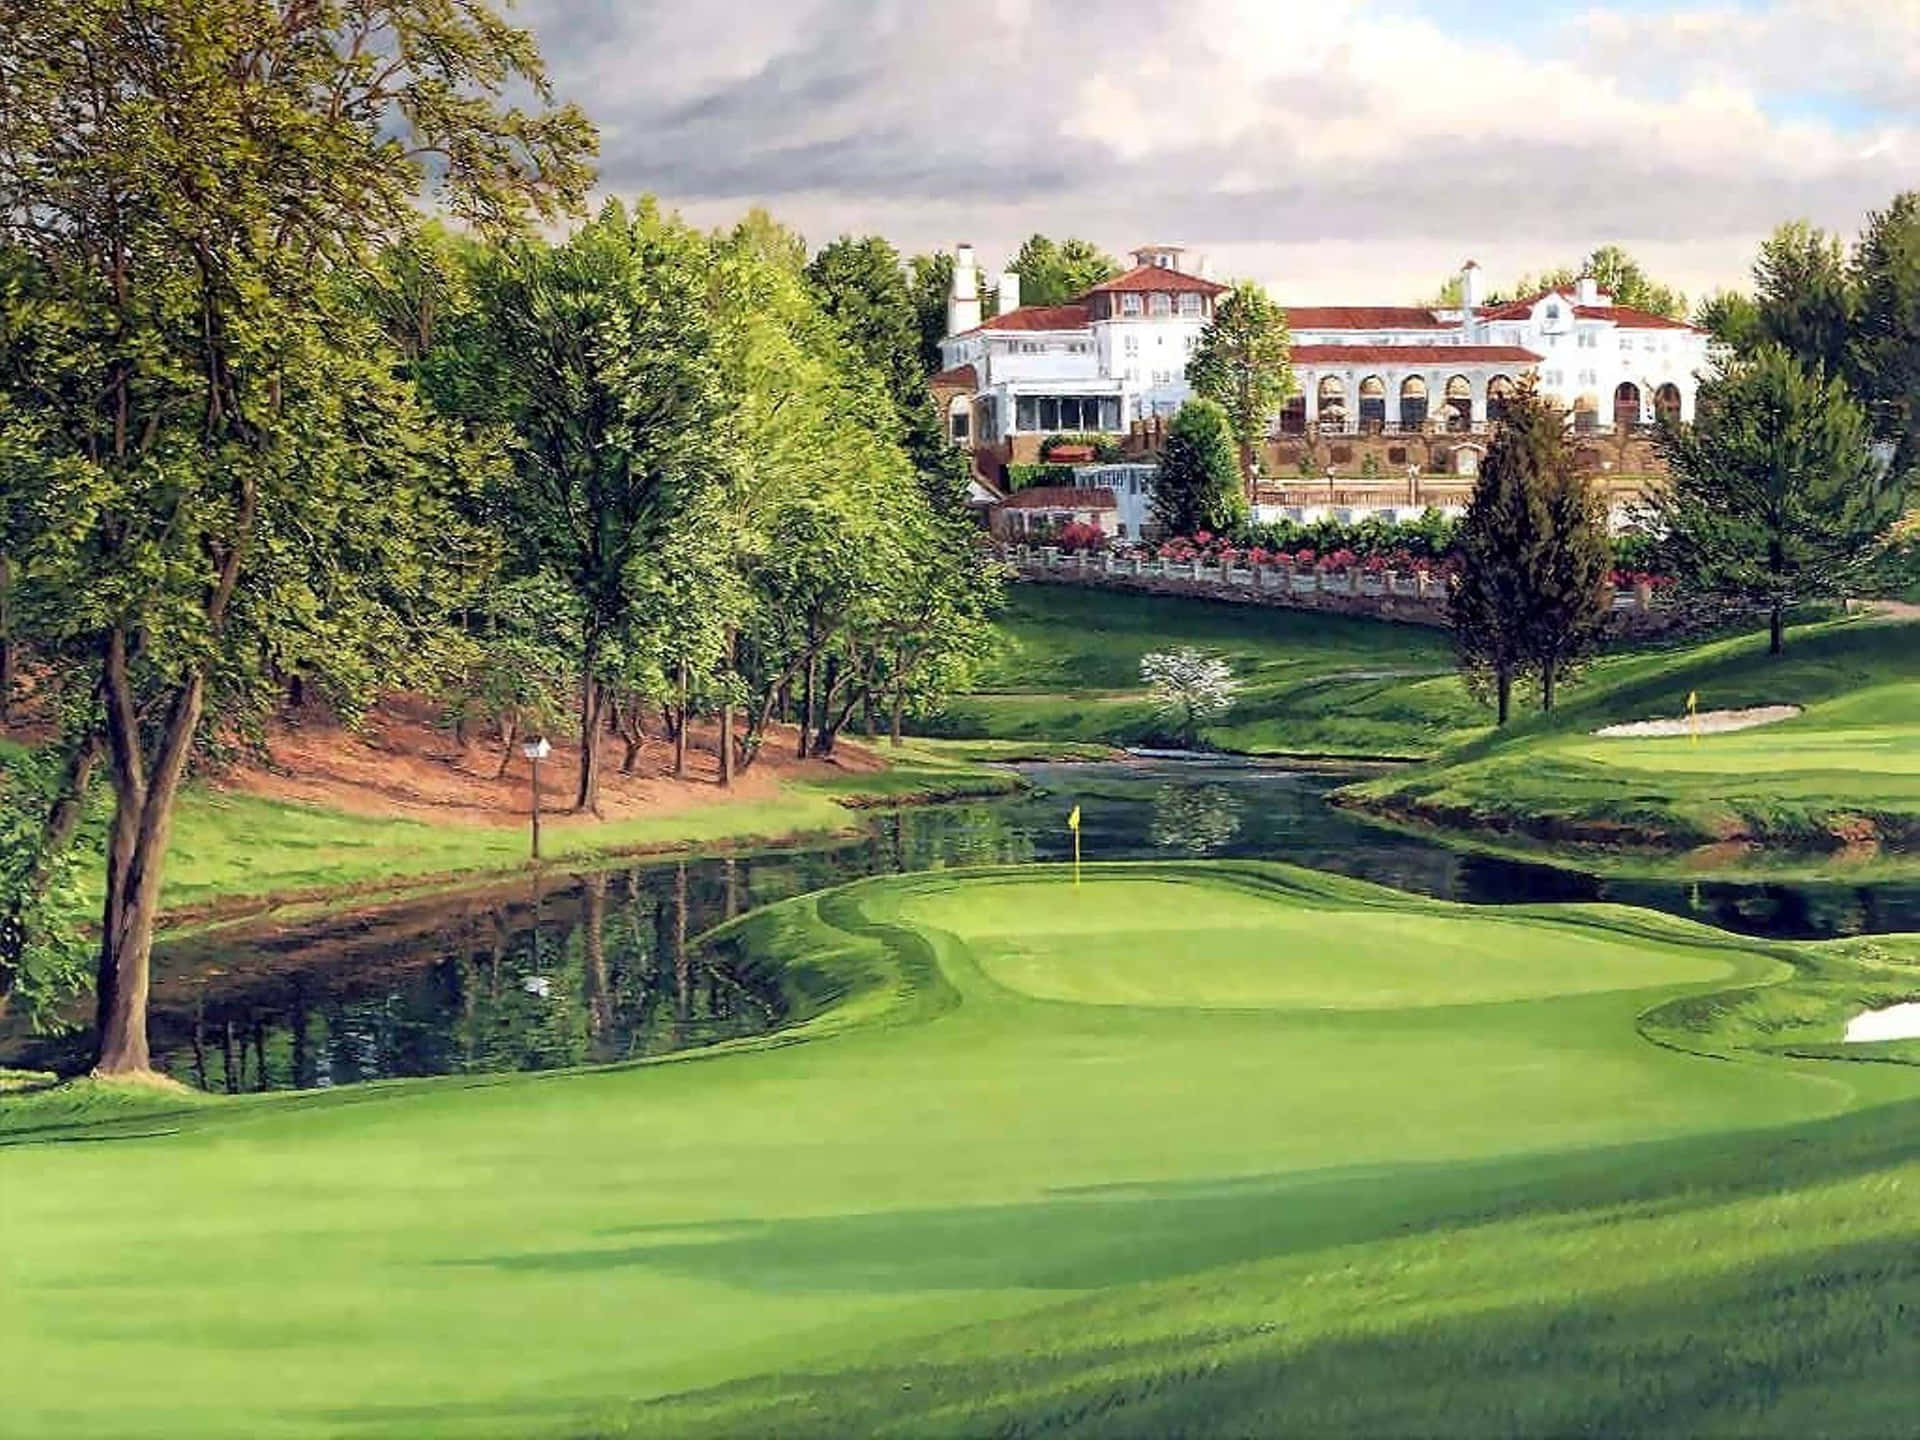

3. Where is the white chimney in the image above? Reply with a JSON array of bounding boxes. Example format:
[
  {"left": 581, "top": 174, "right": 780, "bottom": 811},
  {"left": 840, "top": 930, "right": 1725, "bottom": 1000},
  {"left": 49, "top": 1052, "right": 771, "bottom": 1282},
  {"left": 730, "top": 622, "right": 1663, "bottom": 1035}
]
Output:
[
  {"left": 947, "top": 244, "right": 981, "bottom": 336},
  {"left": 1576, "top": 273, "right": 1600, "bottom": 307},
  {"left": 997, "top": 269, "right": 1021, "bottom": 315},
  {"left": 1460, "top": 259, "right": 1483, "bottom": 312}
]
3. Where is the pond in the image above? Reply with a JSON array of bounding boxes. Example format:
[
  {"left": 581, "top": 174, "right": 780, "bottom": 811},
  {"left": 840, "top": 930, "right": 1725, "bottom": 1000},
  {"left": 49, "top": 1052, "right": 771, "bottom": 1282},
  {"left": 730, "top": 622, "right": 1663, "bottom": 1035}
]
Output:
[{"left": 9, "top": 760, "right": 1920, "bottom": 1091}]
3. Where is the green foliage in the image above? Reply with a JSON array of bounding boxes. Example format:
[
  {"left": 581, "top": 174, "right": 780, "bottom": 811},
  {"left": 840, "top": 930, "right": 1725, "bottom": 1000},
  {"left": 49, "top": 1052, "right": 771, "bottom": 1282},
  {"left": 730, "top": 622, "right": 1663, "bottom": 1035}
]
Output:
[
  {"left": 1694, "top": 289, "right": 1763, "bottom": 351},
  {"left": 907, "top": 250, "right": 955, "bottom": 375},
  {"left": 0, "top": 747, "right": 94, "bottom": 1029},
  {"left": 1239, "top": 509, "right": 1459, "bottom": 560},
  {"left": 1188, "top": 282, "right": 1293, "bottom": 479},
  {"left": 1153, "top": 400, "right": 1246, "bottom": 536},
  {"left": 0, "top": 0, "right": 594, "bottom": 1071},
  {"left": 1010, "top": 234, "right": 1122, "bottom": 307},
  {"left": 1428, "top": 246, "right": 1686, "bottom": 318},
  {"left": 1753, "top": 221, "right": 1858, "bottom": 378},
  {"left": 1006, "top": 463, "right": 1079, "bottom": 492},
  {"left": 1654, "top": 345, "right": 1910, "bottom": 652},
  {"left": 1451, "top": 383, "right": 1611, "bottom": 719},
  {"left": 1851, "top": 191, "right": 1920, "bottom": 469}
]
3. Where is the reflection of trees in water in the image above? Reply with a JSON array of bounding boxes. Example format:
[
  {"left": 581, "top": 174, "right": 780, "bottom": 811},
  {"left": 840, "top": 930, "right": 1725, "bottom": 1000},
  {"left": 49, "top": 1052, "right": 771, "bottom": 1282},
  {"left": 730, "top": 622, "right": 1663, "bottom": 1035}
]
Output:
[
  {"left": 152, "top": 860, "right": 790, "bottom": 1092},
  {"left": 1149, "top": 784, "right": 1244, "bottom": 854}
]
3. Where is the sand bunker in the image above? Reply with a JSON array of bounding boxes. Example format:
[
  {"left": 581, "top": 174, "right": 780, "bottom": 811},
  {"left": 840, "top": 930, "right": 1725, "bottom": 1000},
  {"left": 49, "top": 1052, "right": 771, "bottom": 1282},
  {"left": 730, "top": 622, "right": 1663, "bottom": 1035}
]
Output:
[
  {"left": 1844, "top": 1002, "right": 1920, "bottom": 1044},
  {"left": 1594, "top": 705, "right": 1802, "bottom": 739}
]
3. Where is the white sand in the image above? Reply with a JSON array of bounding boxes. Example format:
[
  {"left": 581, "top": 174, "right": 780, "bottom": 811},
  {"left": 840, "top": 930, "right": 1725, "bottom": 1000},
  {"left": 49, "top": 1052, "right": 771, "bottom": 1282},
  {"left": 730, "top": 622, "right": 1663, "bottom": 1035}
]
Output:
[
  {"left": 1594, "top": 705, "right": 1802, "bottom": 739},
  {"left": 1844, "top": 1002, "right": 1920, "bottom": 1044}
]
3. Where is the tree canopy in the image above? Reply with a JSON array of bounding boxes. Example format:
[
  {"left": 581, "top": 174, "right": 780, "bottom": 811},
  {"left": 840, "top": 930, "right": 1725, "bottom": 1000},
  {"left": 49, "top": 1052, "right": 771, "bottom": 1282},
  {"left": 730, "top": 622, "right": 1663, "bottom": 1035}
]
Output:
[
  {"left": 1653, "top": 345, "right": 1909, "bottom": 654},
  {"left": 1430, "top": 246, "right": 1686, "bottom": 318},
  {"left": 1189, "top": 283, "right": 1294, "bottom": 489},
  {"left": 1153, "top": 401, "right": 1247, "bottom": 537},
  {"left": 1011, "top": 235, "right": 1123, "bottom": 307}
]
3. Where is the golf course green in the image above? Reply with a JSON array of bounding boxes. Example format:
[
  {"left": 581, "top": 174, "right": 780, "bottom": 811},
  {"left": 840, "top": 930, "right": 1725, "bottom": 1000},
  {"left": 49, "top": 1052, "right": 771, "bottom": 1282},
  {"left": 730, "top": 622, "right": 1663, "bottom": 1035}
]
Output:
[{"left": 6, "top": 862, "right": 1920, "bottom": 1437}]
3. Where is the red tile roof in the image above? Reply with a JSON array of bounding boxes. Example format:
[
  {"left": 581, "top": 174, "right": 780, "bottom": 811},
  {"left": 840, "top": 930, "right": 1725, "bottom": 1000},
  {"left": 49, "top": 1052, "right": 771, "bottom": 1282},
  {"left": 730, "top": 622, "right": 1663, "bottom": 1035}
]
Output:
[
  {"left": 930, "top": 363, "right": 978, "bottom": 389},
  {"left": 1574, "top": 304, "right": 1697, "bottom": 331},
  {"left": 1078, "top": 265, "right": 1229, "bottom": 297},
  {"left": 1285, "top": 306, "right": 1448, "bottom": 331},
  {"left": 1290, "top": 344, "right": 1544, "bottom": 366},
  {"left": 960, "top": 304, "right": 1091, "bottom": 336},
  {"left": 1479, "top": 291, "right": 1698, "bottom": 331},
  {"left": 999, "top": 486, "right": 1117, "bottom": 512}
]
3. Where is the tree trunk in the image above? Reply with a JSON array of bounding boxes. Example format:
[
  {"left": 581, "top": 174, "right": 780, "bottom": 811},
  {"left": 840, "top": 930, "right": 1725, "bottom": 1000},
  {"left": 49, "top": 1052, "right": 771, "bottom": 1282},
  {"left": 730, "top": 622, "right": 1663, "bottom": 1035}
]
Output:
[
  {"left": 1540, "top": 659, "right": 1556, "bottom": 714},
  {"left": 94, "top": 631, "right": 206, "bottom": 1077},
  {"left": 1496, "top": 666, "right": 1512, "bottom": 727},
  {"left": 719, "top": 697, "right": 735, "bottom": 788},
  {"left": 0, "top": 554, "right": 13, "bottom": 728},
  {"left": 674, "top": 659, "right": 689, "bottom": 779},
  {"left": 575, "top": 648, "right": 604, "bottom": 814},
  {"left": 797, "top": 653, "right": 815, "bottom": 760},
  {"left": 493, "top": 714, "right": 518, "bottom": 779},
  {"left": 891, "top": 688, "right": 905, "bottom": 748},
  {"left": 1770, "top": 603, "right": 1785, "bottom": 655}
]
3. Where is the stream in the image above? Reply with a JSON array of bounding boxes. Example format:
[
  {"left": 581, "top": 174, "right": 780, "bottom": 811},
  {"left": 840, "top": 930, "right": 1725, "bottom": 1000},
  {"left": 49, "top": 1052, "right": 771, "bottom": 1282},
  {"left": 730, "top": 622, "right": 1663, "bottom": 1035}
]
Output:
[{"left": 8, "top": 759, "right": 1919, "bottom": 1091}]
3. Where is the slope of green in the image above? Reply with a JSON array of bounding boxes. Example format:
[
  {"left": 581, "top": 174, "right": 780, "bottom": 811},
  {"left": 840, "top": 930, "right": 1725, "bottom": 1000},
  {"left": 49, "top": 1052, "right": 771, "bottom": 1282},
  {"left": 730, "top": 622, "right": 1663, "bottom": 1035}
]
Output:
[
  {"left": 1350, "top": 614, "right": 1920, "bottom": 851},
  {"left": 926, "top": 583, "right": 1487, "bottom": 758},
  {"left": 6, "top": 862, "right": 1919, "bottom": 1438}
]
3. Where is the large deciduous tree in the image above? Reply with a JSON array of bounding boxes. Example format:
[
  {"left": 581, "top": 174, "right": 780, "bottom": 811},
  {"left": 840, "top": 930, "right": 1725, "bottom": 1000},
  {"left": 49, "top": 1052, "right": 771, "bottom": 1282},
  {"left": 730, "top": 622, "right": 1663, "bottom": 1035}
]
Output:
[
  {"left": 1189, "top": 283, "right": 1293, "bottom": 492},
  {"left": 0, "top": 0, "right": 592, "bottom": 1076},
  {"left": 1152, "top": 401, "right": 1246, "bottom": 537},
  {"left": 476, "top": 201, "right": 728, "bottom": 814},
  {"left": 1653, "top": 346, "right": 1909, "bottom": 655}
]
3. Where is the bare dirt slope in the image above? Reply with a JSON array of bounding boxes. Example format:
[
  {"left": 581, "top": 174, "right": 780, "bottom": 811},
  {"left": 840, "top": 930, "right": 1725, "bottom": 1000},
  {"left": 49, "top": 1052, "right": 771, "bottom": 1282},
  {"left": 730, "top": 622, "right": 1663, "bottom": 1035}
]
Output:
[{"left": 218, "top": 695, "right": 884, "bottom": 828}]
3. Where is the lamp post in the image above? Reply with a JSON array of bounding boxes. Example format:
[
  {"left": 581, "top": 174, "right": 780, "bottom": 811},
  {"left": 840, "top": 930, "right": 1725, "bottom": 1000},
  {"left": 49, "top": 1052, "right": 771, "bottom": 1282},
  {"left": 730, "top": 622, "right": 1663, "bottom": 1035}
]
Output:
[{"left": 522, "top": 736, "right": 551, "bottom": 860}]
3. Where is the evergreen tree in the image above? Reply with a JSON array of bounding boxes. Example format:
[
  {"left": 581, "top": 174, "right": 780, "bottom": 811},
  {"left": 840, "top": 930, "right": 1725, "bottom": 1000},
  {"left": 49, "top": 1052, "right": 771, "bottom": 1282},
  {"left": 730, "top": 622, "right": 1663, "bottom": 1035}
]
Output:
[
  {"left": 908, "top": 250, "right": 955, "bottom": 374},
  {"left": 1152, "top": 401, "right": 1246, "bottom": 537},
  {"left": 1450, "top": 383, "right": 1608, "bottom": 719},
  {"left": 1753, "top": 221, "right": 1858, "bottom": 379},
  {"left": 1654, "top": 346, "right": 1909, "bottom": 654},
  {"left": 1850, "top": 191, "right": 1920, "bottom": 474},
  {"left": 1188, "top": 283, "right": 1293, "bottom": 492}
]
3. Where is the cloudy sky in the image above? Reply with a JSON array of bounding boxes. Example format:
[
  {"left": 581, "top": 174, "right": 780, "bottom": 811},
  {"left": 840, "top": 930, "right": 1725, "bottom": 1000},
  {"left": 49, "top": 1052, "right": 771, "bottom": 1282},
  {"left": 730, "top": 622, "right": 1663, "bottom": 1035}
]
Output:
[{"left": 517, "top": 0, "right": 1917, "bottom": 307}]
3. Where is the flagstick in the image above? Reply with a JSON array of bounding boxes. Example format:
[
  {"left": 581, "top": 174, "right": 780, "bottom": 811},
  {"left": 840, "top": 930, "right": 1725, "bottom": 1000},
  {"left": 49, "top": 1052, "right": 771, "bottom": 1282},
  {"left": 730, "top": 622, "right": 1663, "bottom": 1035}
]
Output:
[{"left": 1073, "top": 826, "right": 1081, "bottom": 888}]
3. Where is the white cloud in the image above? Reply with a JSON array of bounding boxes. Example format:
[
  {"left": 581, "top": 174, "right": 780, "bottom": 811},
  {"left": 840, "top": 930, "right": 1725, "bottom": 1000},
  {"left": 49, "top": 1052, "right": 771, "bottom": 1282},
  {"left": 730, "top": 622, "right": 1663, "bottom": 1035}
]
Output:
[{"left": 517, "top": 0, "right": 1917, "bottom": 300}]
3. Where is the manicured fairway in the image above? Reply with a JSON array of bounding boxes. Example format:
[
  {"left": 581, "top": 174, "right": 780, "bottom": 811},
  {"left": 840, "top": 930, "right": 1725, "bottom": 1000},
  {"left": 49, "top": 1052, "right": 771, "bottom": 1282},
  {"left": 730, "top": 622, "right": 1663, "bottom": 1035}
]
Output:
[
  {"left": 1356, "top": 614, "right": 1920, "bottom": 850},
  {"left": 4, "top": 863, "right": 1920, "bottom": 1437}
]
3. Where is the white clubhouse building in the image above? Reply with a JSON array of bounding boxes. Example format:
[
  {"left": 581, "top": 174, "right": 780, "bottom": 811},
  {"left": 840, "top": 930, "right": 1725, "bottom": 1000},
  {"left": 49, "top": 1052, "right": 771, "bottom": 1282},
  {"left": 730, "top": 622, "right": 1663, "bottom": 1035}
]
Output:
[{"left": 935, "top": 246, "right": 1709, "bottom": 451}]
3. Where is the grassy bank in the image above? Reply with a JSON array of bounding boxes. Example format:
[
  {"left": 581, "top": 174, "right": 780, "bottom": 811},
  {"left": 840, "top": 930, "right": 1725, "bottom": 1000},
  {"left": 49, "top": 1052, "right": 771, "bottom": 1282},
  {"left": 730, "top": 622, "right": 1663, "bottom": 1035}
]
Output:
[
  {"left": 926, "top": 582, "right": 1487, "bottom": 759},
  {"left": 5, "top": 861, "right": 1918, "bottom": 1436},
  {"left": 47, "top": 740, "right": 1023, "bottom": 921},
  {"left": 1348, "top": 613, "right": 1920, "bottom": 854}
]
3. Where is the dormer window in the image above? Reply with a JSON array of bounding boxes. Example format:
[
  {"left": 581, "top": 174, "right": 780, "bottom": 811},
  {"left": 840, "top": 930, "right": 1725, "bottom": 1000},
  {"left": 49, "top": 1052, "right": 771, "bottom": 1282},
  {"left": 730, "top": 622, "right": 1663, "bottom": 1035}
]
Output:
[
  {"left": 1149, "top": 293, "right": 1172, "bottom": 317},
  {"left": 1121, "top": 293, "right": 1143, "bottom": 316},
  {"left": 1178, "top": 292, "right": 1203, "bottom": 317}
]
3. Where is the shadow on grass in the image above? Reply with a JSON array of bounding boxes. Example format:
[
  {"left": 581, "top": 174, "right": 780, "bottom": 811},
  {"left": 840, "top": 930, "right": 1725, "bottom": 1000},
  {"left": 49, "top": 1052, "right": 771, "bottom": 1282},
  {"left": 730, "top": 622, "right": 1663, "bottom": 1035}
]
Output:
[{"left": 444, "top": 1096, "right": 1920, "bottom": 1299}]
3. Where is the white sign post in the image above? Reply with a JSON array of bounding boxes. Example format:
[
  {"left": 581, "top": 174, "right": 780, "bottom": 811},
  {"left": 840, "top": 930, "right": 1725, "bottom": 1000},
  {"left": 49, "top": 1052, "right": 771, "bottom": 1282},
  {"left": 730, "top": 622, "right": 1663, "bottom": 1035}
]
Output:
[{"left": 521, "top": 737, "right": 552, "bottom": 860}]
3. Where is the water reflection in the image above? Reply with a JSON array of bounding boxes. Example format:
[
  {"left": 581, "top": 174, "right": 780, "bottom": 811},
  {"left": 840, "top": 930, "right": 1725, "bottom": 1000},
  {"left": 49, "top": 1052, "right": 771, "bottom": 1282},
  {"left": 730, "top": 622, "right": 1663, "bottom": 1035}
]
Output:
[{"left": 7, "top": 760, "right": 1920, "bottom": 1090}]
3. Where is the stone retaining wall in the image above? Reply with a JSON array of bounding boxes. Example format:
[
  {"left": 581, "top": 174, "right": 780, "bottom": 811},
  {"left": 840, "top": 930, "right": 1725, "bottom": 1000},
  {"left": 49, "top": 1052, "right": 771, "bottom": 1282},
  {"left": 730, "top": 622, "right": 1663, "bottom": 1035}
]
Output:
[{"left": 1001, "top": 545, "right": 1672, "bottom": 632}]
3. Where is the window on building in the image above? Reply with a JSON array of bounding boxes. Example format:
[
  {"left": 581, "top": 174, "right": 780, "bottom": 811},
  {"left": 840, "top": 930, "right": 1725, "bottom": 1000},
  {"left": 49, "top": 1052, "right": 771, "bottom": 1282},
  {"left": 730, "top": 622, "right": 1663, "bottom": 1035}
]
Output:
[
  {"left": 1122, "top": 293, "right": 1143, "bottom": 316},
  {"left": 1150, "top": 293, "right": 1172, "bottom": 317},
  {"left": 1124, "top": 335, "right": 1139, "bottom": 355},
  {"left": 1178, "top": 292, "right": 1203, "bottom": 317},
  {"left": 1014, "top": 395, "right": 1122, "bottom": 432}
]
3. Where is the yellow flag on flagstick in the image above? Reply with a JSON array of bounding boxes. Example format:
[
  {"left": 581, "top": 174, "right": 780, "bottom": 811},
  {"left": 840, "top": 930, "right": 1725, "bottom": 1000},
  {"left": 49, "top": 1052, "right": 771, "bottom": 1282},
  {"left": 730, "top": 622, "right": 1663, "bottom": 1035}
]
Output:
[{"left": 1068, "top": 806, "right": 1082, "bottom": 887}]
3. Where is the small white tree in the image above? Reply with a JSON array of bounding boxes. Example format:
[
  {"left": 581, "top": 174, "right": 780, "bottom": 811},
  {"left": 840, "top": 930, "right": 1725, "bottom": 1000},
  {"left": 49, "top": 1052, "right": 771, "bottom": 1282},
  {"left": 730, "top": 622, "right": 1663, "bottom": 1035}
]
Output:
[{"left": 1140, "top": 647, "right": 1238, "bottom": 748}]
